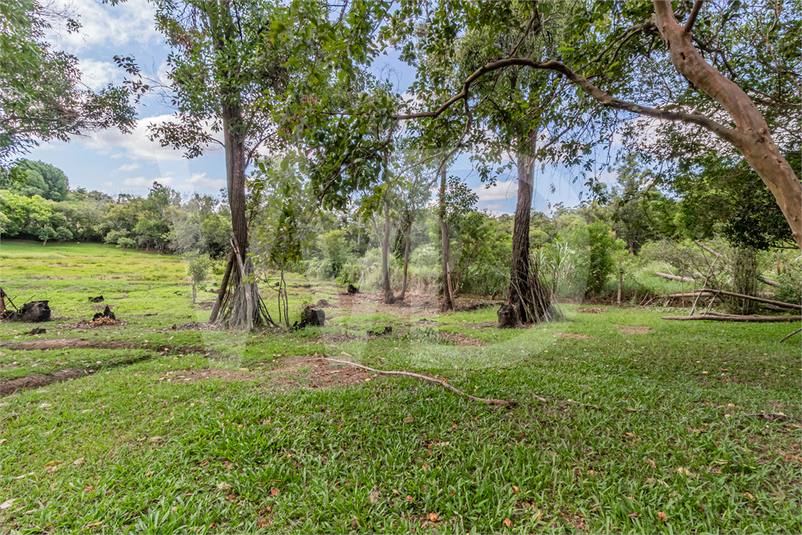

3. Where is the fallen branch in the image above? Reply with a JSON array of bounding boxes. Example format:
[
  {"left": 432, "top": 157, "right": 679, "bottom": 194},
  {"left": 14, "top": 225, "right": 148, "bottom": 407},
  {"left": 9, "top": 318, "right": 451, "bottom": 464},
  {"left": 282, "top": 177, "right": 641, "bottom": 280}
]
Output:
[
  {"left": 323, "top": 358, "right": 526, "bottom": 406},
  {"left": 675, "top": 289, "right": 801, "bottom": 310},
  {"left": 662, "top": 314, "right": 801, "bottom": 322},
  {"left": 758, "top": 276, "right": 780, "bottom": 287},
  {"left": 779, "top": 327, "right": 802, "bottom": 343},
  {"left": 655, "top": 272, "right": 695, "bottom": 283}
]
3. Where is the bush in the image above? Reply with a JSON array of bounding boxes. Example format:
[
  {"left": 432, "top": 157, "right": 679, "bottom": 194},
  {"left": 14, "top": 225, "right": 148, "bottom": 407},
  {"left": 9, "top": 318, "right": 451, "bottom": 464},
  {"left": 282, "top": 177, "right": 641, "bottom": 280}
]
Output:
[{"left": 586, "top": 221, "right": 620, "bottom": 297}]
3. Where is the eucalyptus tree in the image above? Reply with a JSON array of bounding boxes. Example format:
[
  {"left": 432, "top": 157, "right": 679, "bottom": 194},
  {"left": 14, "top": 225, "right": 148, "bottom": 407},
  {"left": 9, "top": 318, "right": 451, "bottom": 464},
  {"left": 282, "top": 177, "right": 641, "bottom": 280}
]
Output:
[{"left": 142, "top": 0, "right": 290, "bottom": 330}]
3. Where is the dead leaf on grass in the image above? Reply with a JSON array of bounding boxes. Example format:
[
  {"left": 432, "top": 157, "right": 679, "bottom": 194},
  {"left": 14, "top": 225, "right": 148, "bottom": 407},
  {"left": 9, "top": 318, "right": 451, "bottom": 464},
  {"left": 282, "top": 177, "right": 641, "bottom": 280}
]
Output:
[
  {"left": 216, "top": 482, "right": 232, "bottom": 490},
  {"left": 512, "top": 486, "right": 520, "bottom": 493},
  {"left": 628, "top": 513, "right": 639, "bottom": 518},
  {"left": 428, "top": 513, "right": 438, "bottom": 522},
  {"left": 0, "top": 498, "right": 17, "bottom": 510},
  {"left": 369, "top": 488, "right": 379, "bottom": 504},
  {"left": 404, "top": 417, "right": 414, "bottom": 423},
  {"left": 657, "top": 511, "right": 668, "bottom": 521},
  {"left": 270, "top": 486, "right": 279, "bottom": 496},
  {"left": 85, "top": 521, "right": 103, "bottom": 528},
  {"left": 503, "top": 518, "right": 512, "bottom": 528},
  {"left": 744, "top": 492, "right": 755, "bottom": 500},
  {"left": 73, "top": 457, "right": 85, "bottom": 466},
  {"left": 406, "top": 495, "right": 414, "bottom": 502}
]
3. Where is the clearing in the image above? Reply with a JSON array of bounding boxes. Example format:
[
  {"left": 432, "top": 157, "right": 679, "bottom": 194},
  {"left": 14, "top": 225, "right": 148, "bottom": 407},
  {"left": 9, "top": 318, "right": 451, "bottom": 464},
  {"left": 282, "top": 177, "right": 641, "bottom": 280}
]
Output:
[{"left": 0, "top": 242, "right": 800, "bottom": 533}]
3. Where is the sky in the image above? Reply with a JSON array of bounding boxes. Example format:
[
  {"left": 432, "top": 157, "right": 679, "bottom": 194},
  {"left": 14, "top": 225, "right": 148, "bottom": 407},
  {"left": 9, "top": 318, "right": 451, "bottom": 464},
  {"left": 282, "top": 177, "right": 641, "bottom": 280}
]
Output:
[{"left": 26, "top": 0, "right": 601, "bottom": 215}]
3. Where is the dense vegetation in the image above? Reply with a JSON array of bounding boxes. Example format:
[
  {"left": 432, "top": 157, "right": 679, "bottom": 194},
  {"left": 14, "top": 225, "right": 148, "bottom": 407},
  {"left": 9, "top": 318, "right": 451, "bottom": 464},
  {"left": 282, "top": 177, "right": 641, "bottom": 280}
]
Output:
[{"left": 2, "top": 154, "right": 799, "bottom": 309}]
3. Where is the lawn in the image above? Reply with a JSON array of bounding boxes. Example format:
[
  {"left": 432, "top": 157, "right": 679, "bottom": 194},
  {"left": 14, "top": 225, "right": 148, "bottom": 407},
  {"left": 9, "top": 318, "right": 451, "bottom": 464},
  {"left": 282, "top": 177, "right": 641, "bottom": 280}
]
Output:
[{"left": 1, "top": 241, "right": 800, "bottom": 534}]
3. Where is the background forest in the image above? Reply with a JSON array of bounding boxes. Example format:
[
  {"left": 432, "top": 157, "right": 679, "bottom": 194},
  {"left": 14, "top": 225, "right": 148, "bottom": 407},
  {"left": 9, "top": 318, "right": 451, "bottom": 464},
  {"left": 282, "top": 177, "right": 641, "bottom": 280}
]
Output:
[{"left": 2, "top": 151, "right": 799, "bottom": 314}]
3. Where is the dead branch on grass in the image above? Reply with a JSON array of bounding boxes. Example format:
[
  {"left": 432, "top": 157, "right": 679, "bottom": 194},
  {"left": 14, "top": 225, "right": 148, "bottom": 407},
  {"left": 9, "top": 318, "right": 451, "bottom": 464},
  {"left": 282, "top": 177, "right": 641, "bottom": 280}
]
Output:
[{"left": 323, "top": 358, "right": 530, "bottom": 406}]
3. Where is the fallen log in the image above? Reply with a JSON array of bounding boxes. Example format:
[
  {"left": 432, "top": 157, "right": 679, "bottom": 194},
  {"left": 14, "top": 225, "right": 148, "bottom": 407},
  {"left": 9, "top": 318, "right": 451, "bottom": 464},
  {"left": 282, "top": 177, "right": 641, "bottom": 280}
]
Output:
[
  {"left": 676, "top": 289, "right": 801, "bottom": 310},
  {"left": 655, "top": 272, "right": 695, "bottom": 283},
  {"left": 758, "top": 276, "right": 781, "bottom": 287},
  {"left": 323, "top": 358, "right": 525, "bottom": 406},
  {"left": 662, "top": 314, "right": 801, "bottom": 322}
]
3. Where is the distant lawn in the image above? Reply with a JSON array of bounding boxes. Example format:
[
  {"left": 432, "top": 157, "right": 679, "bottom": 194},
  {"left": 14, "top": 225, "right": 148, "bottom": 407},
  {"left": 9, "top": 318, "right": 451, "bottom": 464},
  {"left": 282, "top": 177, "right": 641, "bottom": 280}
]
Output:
[{"left": 1, "top": 241, "right": 800, "bottom": 534}]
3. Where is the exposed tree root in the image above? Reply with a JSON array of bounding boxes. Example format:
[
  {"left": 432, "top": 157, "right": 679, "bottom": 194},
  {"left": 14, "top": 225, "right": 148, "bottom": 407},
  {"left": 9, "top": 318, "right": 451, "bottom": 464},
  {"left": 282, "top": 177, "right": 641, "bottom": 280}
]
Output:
[{"left": 323, "top": 358, "right": 530, "bottom": 406}]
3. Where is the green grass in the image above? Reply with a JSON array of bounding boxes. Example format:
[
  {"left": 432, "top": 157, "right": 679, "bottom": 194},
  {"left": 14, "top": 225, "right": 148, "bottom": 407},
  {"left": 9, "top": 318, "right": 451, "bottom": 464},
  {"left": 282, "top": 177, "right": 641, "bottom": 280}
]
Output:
[{"left": 1, "top": 241, "right": 800, "bottom": 534}]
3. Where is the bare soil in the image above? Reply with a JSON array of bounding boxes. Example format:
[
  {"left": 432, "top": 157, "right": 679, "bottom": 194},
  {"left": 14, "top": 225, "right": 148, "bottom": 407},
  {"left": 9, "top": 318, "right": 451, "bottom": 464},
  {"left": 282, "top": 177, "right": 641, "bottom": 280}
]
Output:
[
  {"left": 3, "top": 339, "right": 135, "bottom": 351},
  {"left": 576, "top": 308, "right": 605, "bottom": 314},
  {"left": 613, "top": 324, "right": 653, "bottom": 335},
  {"left": 264, "top": 356, "right": 375, "bottom": 391},
  {"left": 555, "top": 333, "right": 592, "bottom": 339},
  {"left": 1, "top": 368, "right": 90, "bottom": 397}
]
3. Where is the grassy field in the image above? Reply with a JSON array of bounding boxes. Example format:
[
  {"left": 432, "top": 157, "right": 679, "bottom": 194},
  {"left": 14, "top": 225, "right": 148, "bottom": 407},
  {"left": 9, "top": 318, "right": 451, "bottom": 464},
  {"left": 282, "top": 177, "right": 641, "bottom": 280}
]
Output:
[{"left": 1, "top": 241, "right": 800, "bottom": 534}]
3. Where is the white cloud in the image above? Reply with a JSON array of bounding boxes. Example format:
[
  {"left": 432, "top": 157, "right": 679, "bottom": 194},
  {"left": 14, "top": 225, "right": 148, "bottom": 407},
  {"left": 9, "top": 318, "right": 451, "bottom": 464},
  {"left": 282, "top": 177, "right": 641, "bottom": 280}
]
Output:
[
  {"left": 79, "top": 114, "right": 222, "bottom": 163},
  {"left": 121, "top": 176, "right": 173, "bottom": 188},
  {"left": 473, "top": 179, "right": 518, "bottom": 202},
  {"left": 115, "top": 162, "right": 141, "bottom": 172},
  {"left": 77, "top": 58, "right": 121, "bottom": 90},
  {"left": 48, "top": 0, "right": 160, "bottom": 54},
  {"left": 185, "top": 173, "right": 226, "bottom": 189}
]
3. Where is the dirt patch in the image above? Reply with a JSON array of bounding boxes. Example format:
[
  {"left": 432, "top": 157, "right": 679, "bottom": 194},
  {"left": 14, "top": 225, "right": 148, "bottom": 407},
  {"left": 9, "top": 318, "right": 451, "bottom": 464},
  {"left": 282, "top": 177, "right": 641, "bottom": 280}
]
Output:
[
  {"left": 162, "top": 322, "right": 217, "bottom": 331},
  {"left": 195, "top": 301, "right": 216, "bottom": 310},
  {"left": 438, "top": 332, "right": 489, "bottom": 346},
  {"left": 613, "top": 324, "right": 652, "bottom": 335},
  {"left": 576, "top": 308, "right": 605, "bottom": 314},
  {"left": 555, "top": 333, "right": 591, "bottom": 339},
  {"left": 4, "top": 338, "right": 135, "bottom": 351},
  {"left": 1, "top": 369, "right": 90, "bottom": 397},
  {"left": 266, "top": 356, "right": 375, "bottom": 390},
  {"left": 50, "top": 263, "right": 87, "bottom": 268},
  {"left": 55, "top": 320, "right": 130, "bottom": 329}
]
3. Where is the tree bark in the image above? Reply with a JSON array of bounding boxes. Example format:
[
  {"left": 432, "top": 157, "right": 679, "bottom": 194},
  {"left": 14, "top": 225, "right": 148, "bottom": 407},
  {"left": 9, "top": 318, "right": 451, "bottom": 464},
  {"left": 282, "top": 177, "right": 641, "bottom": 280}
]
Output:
[
  {"left": 652, "top": 0, "right": 802, "bottom": 248},
  {"left": 439, "top": 165, "right": 455, "bottom": 311},
  {"left": 507, "top": 129, "right": 552, "bottom": 325},
  {"left": 380, "top": 200, "right": 395, "bottom": 304},
  {"left": 399, "top": 219, "right": 412, "bottom": 301},
  {"left": 208, "top": 0, "right": 268, "bottom": 330}
]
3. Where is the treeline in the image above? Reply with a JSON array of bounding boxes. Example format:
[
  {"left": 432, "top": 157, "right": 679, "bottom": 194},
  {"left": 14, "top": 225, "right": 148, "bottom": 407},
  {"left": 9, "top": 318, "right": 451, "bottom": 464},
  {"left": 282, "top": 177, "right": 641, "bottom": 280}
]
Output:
[
  {"left": 1, "top": 156, "right": 799, "bottom": 308},
  {"left": 0, "top": 160, "right": 230, "bottom": 253}
]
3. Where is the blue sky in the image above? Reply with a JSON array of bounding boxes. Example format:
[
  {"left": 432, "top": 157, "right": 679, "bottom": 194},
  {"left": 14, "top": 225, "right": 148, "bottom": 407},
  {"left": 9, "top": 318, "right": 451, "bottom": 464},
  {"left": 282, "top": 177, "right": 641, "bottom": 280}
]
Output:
[{"left": 28, "top": 0, "right": 598, "bottom": 214}]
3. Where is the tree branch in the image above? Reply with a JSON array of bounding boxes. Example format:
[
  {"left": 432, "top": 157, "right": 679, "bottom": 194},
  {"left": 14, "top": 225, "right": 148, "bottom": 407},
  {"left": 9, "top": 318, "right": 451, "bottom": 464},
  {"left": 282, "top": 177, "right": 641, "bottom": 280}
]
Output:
[
  {"left": 684, "top": 0, "right": 703, "bottom": 34},
  {"left": 393, "top": 57, "right": 740, "bottom": 146},
  {"left": 324, "top": 358, "right": 524, "bottom": 405}
]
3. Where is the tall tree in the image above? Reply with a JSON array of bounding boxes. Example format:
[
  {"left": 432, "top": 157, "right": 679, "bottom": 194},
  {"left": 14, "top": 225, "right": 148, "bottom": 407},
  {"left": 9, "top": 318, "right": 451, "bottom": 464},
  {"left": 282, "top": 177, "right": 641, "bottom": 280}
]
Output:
[
  {"left": 144, "top": 0, "right": 289, "bottom": 330},
  {"left": 387, "top": 0, "right": 801, "bottom": 247}
]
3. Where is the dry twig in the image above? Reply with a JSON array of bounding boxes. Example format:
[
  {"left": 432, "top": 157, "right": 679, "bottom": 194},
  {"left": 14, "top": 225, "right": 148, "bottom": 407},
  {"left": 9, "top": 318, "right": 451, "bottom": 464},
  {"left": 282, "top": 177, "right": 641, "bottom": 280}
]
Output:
[{"left": 323, "top": 358, "right": 530, "bottom": 406}]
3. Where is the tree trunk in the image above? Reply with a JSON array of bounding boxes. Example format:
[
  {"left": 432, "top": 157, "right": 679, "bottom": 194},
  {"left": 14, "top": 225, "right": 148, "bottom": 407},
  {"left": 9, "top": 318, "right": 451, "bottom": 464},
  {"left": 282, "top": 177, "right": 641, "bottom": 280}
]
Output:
[
  {"left": 617, "top": 269, "right": 623, "bottom": 305},
  {"left": 727, "top": 246, "right": 759, "bottom": 315},
  {"left": 507, "top": 129, "right": 552, "bottom": 325},
  {"left": 652, "top": 1, "right": 802, "bottom": 248},
  {"left": 399, "top": 219, "right": 412, "bottom": 301},
  {"left": 208, "top": 0, "right": 269, "bottom": 330},
  {"left": 380, "top": 200, "right": 395, "bottom": 304},
  {"left": 439, "top": 166, "right": 455, "bottom": 311}
]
